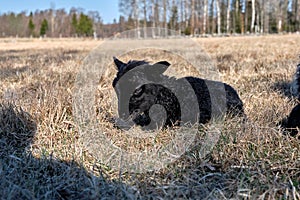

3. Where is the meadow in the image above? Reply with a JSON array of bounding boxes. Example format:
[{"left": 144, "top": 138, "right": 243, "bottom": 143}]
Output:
[{"left": 0, "top": 35, "right": 299, "bottom": 199}]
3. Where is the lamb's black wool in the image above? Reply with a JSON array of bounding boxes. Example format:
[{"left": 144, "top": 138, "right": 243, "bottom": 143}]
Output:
[
  {"left": 279, "top": 104, "right": 300, "bottom": 137},
  {"left": 279, "top": 63, "right": 300, "bottom": 137},
  {"left": 112, "top": 57, "right": 244, "bottom": 129}
]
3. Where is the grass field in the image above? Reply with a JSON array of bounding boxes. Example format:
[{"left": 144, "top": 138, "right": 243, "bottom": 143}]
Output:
[{"left": 0, "top": 35, "right": 299, "bottom": 199}]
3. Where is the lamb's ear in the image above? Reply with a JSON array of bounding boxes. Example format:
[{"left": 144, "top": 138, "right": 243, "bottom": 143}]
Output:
[
  {"left": 113, "top": 56, "right": 125, "bottom": 71},
  {"left": 152, "top": 61, "right": 171, "bottom": 74},
  {"left": 156, "top": 61, "right": 171, "bottom": 67}
]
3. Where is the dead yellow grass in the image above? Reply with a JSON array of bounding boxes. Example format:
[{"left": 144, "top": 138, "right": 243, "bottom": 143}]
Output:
[
  {"left": 0, "top": 35, "right": 299, "bottom": 199},
  {"left": 0, "top": 37, "right": 102, "bottom": 51}
]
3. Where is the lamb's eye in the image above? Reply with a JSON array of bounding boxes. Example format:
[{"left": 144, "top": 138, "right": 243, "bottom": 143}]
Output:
[{"left": 133, "top": 86, "right": 143, "bottom": 97}]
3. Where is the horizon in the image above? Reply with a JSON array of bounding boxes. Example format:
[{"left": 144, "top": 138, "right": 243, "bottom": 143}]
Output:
[{"left": 0, "top": 0, "right": 120, "bottom": 24}]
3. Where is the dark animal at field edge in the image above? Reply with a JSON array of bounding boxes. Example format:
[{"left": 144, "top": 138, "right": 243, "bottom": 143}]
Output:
[
  {"left": 279, "top": 63, "right": 300, "bottom": 138},
  {"left": 112, "top": 57, "right": 244, "bottom": 130},
  {"left": 279, "top": 104, "right": 300, "bottom": 138}
]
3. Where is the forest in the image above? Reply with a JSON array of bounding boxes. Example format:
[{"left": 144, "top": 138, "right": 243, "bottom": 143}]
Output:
[{"left": 0, "top": 0, "right": 299, "bottom": 38}]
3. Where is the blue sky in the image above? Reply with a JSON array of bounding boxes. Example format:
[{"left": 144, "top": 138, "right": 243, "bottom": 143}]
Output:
[{"left": 0, "top": 0, "right": 120, "bottom": 23}]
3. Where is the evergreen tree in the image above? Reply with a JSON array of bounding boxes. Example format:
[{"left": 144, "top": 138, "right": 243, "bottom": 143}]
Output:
[
  {"left": 40, "top": 19, "right": 48, "bottom": 36},
  {"left": 71, "top": 13, "right": 78, "bottom": 34},
  {"left": 77, "top": 13, "right": 93, "bottom": 36},
  {"left": 28, "top": 12, "right": 35, "bottom": 36}
]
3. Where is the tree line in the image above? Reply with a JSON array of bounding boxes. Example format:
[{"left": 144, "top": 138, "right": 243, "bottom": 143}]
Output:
[
  {"left": 0, "top": 8, "right": 102, "bottom": 38},
  {"left": 0, "top": 1, "right": 299, "bottom": 38},
  {"left": 118, "top": 0, "right": 300, "bottom": 35}
]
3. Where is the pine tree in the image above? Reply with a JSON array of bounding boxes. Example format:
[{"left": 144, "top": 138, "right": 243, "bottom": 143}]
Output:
[
  {"left": 40, "top": 19, "right": 48, "bottom": 36},
  {"left": 77, "top": 13, "right": 93, "bottom": 36},
  {"left": 71, "top": 13, "right": 78, "bottom": 34},
  {"left": 28, "top": 12, "right": 35, "bottom": 36}
]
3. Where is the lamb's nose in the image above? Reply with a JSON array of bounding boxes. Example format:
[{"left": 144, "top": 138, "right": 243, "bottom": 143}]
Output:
[{"left": 131, "top": 109, "right": 141, "bottom": 118}]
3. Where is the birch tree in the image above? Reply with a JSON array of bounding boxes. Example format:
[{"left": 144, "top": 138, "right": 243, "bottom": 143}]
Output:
[
  {"left": 170, "top": 0, "right": 179, "bottom": 30},
  {"left": 226, "top": 0, "right": 231, "bottom": 33},
  {"left": 133, "top": 0, "right": 140, "bottom": 37},
  {"left": 119, "top": 0, "right": 140, "bottom": 32},
  {"left": 260, "top": 0, "right": 265, "bottom": 33},
  {"left": 211, "top": 0, "right": 215, "bottom": 34},
  {"left": 251, "top": 0, "right": 256, "bottom": 32},
  {"left": 295, "top": 0, "right": 299, "bottom": 31},
  {"left": 149, "top": 0, "right": 163, "bottom": 37},
  {"left": 180, "top": 0, "right": 185, "bottom": 34},
  {"left": 141, "top": 0, "right": 147, "bottom": 37},
  {"left": 203, "top": 0, "right": 208, "bottom": 34},
  {"left": 191, "top": 0, "right": 195, "bottom": 35},
  {"left": 184, "top": 0, "right": 189, "bottom": 32},
  {"left": 163, "top": 0, "right": 168, "bottom": 35},
  {"left": 216, "top": 0, "right": 221, "bottom": 35}
]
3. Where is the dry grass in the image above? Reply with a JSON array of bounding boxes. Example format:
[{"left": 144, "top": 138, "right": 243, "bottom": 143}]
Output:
[{"left": 0, "top": 35, "right": 299, "bottom": 199}]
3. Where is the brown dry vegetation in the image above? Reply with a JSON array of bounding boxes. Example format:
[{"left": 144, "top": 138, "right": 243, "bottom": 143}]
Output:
[{"left": 0, "top": 35, "right": 299, "bottom": 199}]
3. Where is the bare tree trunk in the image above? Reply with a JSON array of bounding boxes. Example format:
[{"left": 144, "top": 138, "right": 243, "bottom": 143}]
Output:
[
  {"left": 251, "top": 0, "right": 256, "bottom": 33},
  {"left": 226, "top": 0, "right": 231, "bottom": 33},
  {"left": 51, "top": 13, "right": 55, "bottom": 37},
  {"left": 142, "top": 0, "right": 147, "bottom": 38},
  {"left": 191, "top": 0, "right": 195, "bottom": 35},
  {"left": 235, "top": 0, "right": 240, "bottom": 33},
  {"left": 264, "top": 1, "right": 270, "bottom": 33},
  {"left": 240, "top": 0, "right": 245, "bottom": 34},
  {"left": 133, "top": 0, "right": 140, "bottom": 37},
  {"left": 151, "top": 0, "right": 155, "bottom": 28},
  {"left": 260, "top": 0, "right": 264, "bottom": 33},
  {"left": 256, "top": 6, "right": 260, "bottom": 33},
  {"left": 170, "top": 0, "right": 175, "bottom": 30},
  {"left": 211, "top": 0, "right": 215, "bottom": 34},
  {"left": 163, "top": 0, "right": 168, "bottom": 35},
  {"left": 195, "top": 0, "right": 201, "bottom": 35},
  {"left": 295, "top": 0, "right": 299, "bottom": 31},
  {"left": 216, "top": 0, "right": 221, "bottom": 35},
  {"left": 285, "top": 0, "right": 289, "bottom": 32},
  {"left": 245, "top": 0, "right": 248, "bottom": 33},
  {"left": 278, "top": 1, "right": 283, "bottom": 32},
  {"left": 51, "top": 2, "right": 55, "bottom": 37},
  {"left": 276, "top": 0, "right": 288, "bottom": 33},
  {"left": 180, "top": 0, "right": 184, "bottom": 34},
  {"left": 185, "top": 0, "right": 189, "bottom": 31},
  {"left": 203, "top": 0, "right": 208, "bottom": 34},
  {"left": 151, "top": 0, "right": 159, "bottom": 38}
]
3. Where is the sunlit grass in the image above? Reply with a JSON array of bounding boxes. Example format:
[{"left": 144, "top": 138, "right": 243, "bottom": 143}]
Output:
[{"left": 0, "top": 34, "right": 299, "bottom": 199}]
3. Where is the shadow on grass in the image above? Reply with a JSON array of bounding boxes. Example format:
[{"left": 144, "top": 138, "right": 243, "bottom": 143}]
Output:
[
  {"left": 0, "top": 103, "right": 132, "bottom": 200},
  {"left": 0, "top": 103, "right": 249, "bottom": 199},
  {"left": 0, "top": 66, "right": 32, "bottom": 80},
  {"left": 271, "top": 80, "right": 293, "bottom": 99},
  {"left": 270, "top": 81, "right": 300, "bottom": 134},
  {"left": 1, "top": 103, "right": 297, "bottom": 199}
]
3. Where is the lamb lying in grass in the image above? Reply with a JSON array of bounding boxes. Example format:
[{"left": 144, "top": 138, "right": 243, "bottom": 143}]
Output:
[{"left": 112, "top": 57, "right": 244, "bottom": 130}]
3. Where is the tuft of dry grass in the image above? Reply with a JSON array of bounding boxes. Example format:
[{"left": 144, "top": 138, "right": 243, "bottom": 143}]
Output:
[{"left": 0, "top": 35, "right": 299, "bottom": 199}]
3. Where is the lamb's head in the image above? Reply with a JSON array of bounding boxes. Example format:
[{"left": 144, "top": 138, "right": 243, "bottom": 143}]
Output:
[
  {"left": 112, "top": 57, "right": 173, "bottom": 129},
  {"left": 112, "top": 57, "right": 171, "bottom": 97},
  {"left": 112, "top": 57, "right": 150, "bottom": 88}
]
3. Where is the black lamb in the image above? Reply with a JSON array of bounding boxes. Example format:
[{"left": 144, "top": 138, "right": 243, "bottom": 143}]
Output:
[{"left": 112, "top": 57, "right": 244, "bottom": 130}]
